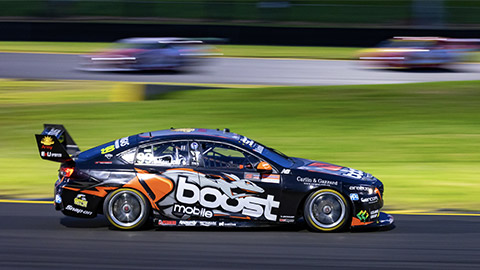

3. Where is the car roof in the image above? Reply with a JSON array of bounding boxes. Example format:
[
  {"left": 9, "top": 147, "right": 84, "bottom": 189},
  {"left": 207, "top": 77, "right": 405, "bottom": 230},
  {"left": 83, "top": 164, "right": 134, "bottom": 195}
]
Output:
[
  {"left": 137, "top": 128, "right": 242, "bottom": 144},
  {"left": 117, "top": 37, "right": 203, "bottom": 44}
]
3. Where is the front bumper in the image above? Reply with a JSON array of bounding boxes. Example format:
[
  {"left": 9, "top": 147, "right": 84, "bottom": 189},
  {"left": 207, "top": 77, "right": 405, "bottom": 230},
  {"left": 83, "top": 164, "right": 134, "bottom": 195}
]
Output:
[{"left": 352, "top": 212, "right": 394, "bottom": 229}]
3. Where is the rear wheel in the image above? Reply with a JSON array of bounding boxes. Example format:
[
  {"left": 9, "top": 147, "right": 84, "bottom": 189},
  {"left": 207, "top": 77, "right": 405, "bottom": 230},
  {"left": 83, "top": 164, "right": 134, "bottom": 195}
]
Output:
[
  {"left": 103, "top": 188, "right": 150, "bottom": 230},
  {"left": 304, "top": 189, "right": 350, "bottom": 232}
]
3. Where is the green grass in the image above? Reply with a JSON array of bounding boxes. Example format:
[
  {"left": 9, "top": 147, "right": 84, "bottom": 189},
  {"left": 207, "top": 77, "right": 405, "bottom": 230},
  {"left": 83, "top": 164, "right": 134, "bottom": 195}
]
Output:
[
  {"left": 0, "top": 41, "right": 111, "bottom": 54},
  {"left": 2, "top": 41, "right": 480, "bottom": 62},
  {"left": 0, "top": 41, "right": 359, "bottom": 60},
  {"left": 1, "top": 79, "right": 480, "bottom": 212}
]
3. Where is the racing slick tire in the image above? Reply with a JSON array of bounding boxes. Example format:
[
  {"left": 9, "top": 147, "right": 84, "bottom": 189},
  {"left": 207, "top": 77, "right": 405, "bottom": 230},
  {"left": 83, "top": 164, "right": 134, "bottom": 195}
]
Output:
[
  {"left": 304, "top": 189, "right": 350, "bottom": 232},
  {"left": 103, "top": 188, "right": 150, "bottom": 230}
]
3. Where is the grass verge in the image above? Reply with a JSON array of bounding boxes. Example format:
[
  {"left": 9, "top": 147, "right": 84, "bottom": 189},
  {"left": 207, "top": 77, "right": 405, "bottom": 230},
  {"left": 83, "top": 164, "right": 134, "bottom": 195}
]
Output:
[
  {"left": 0, "top": 41, "right": 360, "bottom": 60},
  {"left": 0, "top": 80, "right": 480, "bottom": 211},
  {"left": 2, "top": 41, "right": 480, "bottom": 62},
  {"left": 1, "top": 79, "right": 480, "bottom": 212}
]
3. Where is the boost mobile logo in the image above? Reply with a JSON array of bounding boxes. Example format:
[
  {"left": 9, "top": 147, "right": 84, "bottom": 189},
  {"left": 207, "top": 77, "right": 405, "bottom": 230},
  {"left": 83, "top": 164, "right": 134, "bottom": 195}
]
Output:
[{"left": 175, "top": 176, "right": 280, "bottom": 221}]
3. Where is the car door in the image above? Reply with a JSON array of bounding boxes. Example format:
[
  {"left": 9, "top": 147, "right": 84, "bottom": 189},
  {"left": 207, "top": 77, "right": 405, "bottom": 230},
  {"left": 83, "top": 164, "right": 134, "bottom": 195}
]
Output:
[
  {"left": 190, "top": 140, "right": 282, "bottom": 223},
  {"left": 132, "top": 140, "right": 204, "bottom": 219}
]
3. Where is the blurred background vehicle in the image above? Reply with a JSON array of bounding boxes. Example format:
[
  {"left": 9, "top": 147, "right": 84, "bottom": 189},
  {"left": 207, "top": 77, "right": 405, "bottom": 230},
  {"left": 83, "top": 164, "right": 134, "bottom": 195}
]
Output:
[
  {"left": 358, "top": 37, "right": 480, "bottom": 69},
  {"left": 79, "top": 37, "right": 219, "bottom": 71}
]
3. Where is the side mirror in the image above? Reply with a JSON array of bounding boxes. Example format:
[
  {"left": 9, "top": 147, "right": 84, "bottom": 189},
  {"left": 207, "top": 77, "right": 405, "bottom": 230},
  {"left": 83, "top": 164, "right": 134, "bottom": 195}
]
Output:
[{"left": 256, "top": 161, "right": 273, "bottom": 173}]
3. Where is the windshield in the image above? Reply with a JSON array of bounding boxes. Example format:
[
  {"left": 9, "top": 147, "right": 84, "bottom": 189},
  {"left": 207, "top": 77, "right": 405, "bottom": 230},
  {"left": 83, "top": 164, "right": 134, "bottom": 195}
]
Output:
[
  {"left": 234, "top": 134, "right": 294, "bottom": 168},
  {"left": 112, "top": 42, "right": 163, "bottom": 50},
  {"left": 256, "top": 143, "right": 294, "bottom": 168}
]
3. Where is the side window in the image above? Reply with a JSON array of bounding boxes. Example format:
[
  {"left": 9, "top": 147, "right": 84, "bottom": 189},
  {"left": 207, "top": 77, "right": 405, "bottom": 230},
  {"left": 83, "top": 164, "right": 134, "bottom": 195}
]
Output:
[
  {"left": 199, "top": 142, "right": 259, "bottom": 171},
  {"left": 118, "top": 148, "right": 136, "bottom": 164},
  {"left": 135, "top": 141, "right": 190, "bottom": 167}
]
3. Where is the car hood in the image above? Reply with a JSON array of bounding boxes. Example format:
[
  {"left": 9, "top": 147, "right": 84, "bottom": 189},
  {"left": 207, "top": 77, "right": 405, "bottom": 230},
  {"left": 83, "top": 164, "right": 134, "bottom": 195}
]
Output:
[{"left": 291, "top": 157, "right": 378, "bottom": 182}]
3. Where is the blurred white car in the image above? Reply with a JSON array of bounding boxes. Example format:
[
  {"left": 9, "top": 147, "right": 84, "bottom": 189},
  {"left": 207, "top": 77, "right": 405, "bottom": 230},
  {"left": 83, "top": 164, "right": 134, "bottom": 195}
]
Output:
[
  {"left": 358, "top": 37, "right": 479, "bottom": 68},
  {"left": 79, "top": 37, "right": 219, "bottom": 71}
]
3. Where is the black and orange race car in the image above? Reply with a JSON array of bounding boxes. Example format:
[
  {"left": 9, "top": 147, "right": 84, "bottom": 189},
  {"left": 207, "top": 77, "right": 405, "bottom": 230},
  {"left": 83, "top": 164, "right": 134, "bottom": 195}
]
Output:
[{"left": 36, "top": 124, "right": 393, "bottom": 232}]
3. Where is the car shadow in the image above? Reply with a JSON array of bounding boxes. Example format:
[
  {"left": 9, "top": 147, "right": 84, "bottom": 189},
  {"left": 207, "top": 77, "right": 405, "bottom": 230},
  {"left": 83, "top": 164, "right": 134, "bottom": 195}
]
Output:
[
  {"left": 60, "top": 216, "right": 394, "bottom": 233},
  {"left": 383, "top": 67, "right": 460, "bottom": 73},
  {"left": 60, "top": 215, "right": 110, "bottom": 228}
]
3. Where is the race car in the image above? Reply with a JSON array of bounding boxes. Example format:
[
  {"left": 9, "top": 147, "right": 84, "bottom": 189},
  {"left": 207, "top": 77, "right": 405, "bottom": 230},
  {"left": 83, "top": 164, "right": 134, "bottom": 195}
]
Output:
[
  {"left": 36, "top": 124, "right": 393, "bottom": 232},
  {"left": 78, "top": 37, "right": 218, "bottom": 71},
  {"left": 358, "top": 36, "right": 479, "bottom": 68}
]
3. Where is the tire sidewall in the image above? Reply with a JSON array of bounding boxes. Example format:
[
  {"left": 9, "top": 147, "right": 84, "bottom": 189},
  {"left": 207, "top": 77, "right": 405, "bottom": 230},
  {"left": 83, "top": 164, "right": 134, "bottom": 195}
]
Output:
[
  {"left": 103, "top": 188, "right": 150, "bottom": 230},
  {"left": 303, "top": 189, "right": 350, "bottom": 232}
]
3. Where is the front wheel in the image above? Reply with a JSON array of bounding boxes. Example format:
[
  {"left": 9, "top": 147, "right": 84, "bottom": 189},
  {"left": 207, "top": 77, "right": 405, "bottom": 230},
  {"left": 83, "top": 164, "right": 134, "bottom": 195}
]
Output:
[
  {"left": 304, "top": 189, "right": 350, "bottom": 232},
  {"left": 103, "top": 188, "right": 150, "bottom": 230}
]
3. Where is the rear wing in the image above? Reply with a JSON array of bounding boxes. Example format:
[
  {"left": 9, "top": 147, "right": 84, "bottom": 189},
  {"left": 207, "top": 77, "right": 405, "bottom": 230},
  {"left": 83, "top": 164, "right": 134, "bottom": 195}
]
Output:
[{"left": 35, "top": 124, "right": 80, "bottom": 162}]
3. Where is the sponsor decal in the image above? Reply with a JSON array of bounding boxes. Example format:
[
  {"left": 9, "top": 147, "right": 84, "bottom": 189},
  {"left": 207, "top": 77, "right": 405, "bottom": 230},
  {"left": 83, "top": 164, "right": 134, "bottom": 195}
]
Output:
[
  {"left": 120, "top": 137, "right": 129, "bottom": 147},
  {"left": 65, "top": 205, "right": 93, "bottom": 216},
  {"left": 101, "top": 145, "right": 115, "bottom": 155},
  {"left": 105, "top": 153, "right": 113, "bottom": 159},
  {"left": 281, "top": 169, "right": 291, "bottom": 174},
  {"left": 237, "top": 136, "right": 264, "bottom": 154},
  {"left": 74, "top": 194, "right": 88, "bottom": 208},
  {"left": 218, "top": 221, "right": 237, "bottom": 227},
  {"left": 356, "top": 210, "right": 369, "bottom": 222},
  {"left": 261, "top": 174, "right": 280, "bottom": 184},
  {"left": 41, "top": 151, "right": 62, "bottom": 158},
  {"left": 171, "top": 128, "right": 195, "bottom": 133},
  {"left": 340, "top": 167, "right": 364, "bottom": 180},
  {"left": 179, "top": 220, "right": 198, "bottom": 226},
  {"left": 41, "top": 145, "right": 53, "bottom": 150},
  {"left": 40, "top": 136, "right": 54, "bottom": 146},
  {"left": 102, "top": 138, "right": 130, "bottom": 155},
  {"left": 190, "top": 142, "right": 199, "bottom": 150},
  {"left": 173, "top": 204, "right": 214, "bottom": 218},
  {"left": 370, "top": 209, "right": 379, "bottom": 219},
  {"left": 349, "top": 186, "right": 373, "bottom": 193},
  {"left": 360, "top": 195, "right": 379, "bottom": 204},
  {"left": 199, "top": 221, "right": 217, "bottom": 227},
  {"left": 253, "top": 145, "right": 264, "bottom": 154},
  {"left": 244, "top": 172, "right": 260, "bottom": 181},
  {"left": 54, "top": 194, "right": 62, "bottom": 204},
  {"left": 174, "top": 175, "right": 280, "bottom": 221},
  {"left": 349, "top": 193, "right": 359, "bottom": 201},
  {"left": 296, "top": 176, "right": 338, "bottom": 186},
  {"left": 95, "top": 161, "right": 112, "bottom": 164},
  {"left": 158, "top": 220, "right": 177, "bottom": 226},
  {"left": 279, "top": 218, "right": 295, "bottom": 223},
  {"left": 46, "top": 128, "right": 62, "bottom": 137},
  {"left": 239, "top": 136, "right": 255, "bottom": 147}
]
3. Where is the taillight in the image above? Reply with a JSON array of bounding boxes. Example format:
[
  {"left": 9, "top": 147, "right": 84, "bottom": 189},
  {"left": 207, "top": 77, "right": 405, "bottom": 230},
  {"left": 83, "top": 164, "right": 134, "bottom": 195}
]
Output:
[{"left": 61, "top": 167, "right": 74, "bottom": 177}]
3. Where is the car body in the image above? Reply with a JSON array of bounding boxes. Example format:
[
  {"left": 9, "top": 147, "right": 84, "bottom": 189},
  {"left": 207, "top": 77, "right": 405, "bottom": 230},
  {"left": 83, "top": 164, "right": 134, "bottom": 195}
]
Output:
[
  {"left": 36, "top": 124, "right": 393, "bottom": 232},
  {"left": 358, "top": 37, "right": 479, "bottom": 68},
  {"left": 78, "top": 37, "right": 218, "bottom": 71}
]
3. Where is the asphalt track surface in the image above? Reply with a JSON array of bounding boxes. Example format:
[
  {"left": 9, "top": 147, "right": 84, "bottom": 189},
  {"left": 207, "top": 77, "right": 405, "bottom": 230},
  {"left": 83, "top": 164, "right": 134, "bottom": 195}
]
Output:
[
  {"left": 1, "top": 52, "right": 480, "bottom": 85},
  {"left": 0, "top": 202, "right": 479, "bottom": 270},
  {"left": 2, "top": 52, "right": 480, "bottom": 269}
]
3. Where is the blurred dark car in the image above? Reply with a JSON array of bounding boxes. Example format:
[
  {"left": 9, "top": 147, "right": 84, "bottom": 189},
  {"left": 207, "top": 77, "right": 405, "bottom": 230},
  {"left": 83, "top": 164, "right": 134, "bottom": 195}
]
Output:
[
  {"left": 79, "top": 37, "right": 218, "bottom": 71},
  {"left": 358, "top": 37, "right": 479, "bottom": 68}
]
